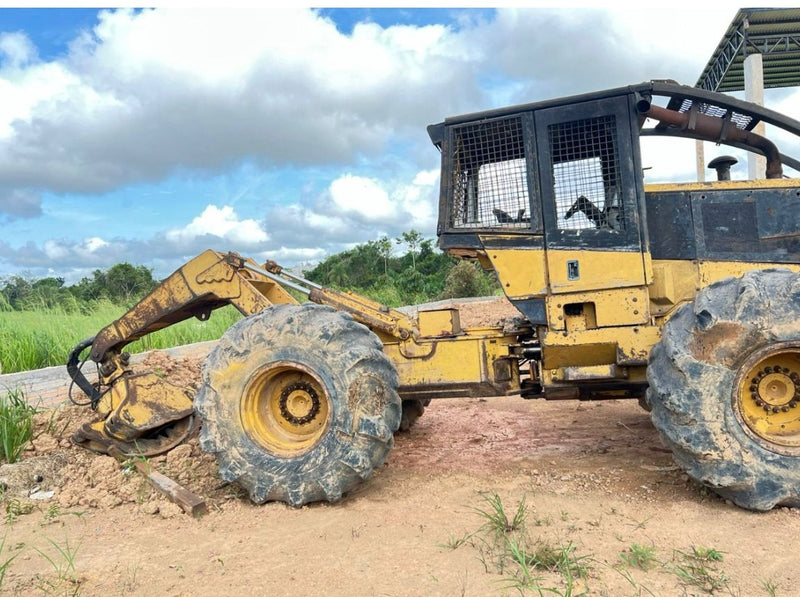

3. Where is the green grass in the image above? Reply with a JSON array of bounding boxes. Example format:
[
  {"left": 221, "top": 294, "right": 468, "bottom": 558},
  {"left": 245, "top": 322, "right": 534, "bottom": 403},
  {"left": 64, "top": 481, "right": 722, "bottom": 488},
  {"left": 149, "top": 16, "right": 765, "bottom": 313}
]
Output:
[
  {"left": 0, "top": 389, "right": 37, "bottom": 463},
  {"left": 34, "top": 535, "right": 82, "bottom": 594},
  {"left": 0, "top": 533, "right": 20, "bottom": 591},
  {"left": 0, "top": 302, "right": 241, "bottom": 373},
  {"left": 619, "top": 543, "right": 659, "bottom": 571},
  {"left": 473, "top": 491, "right": 528, "bottom": 538}
]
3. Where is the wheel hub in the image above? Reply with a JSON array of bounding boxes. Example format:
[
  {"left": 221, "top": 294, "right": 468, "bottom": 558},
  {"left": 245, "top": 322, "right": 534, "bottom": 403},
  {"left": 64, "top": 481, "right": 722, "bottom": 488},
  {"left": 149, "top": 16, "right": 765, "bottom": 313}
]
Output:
[
  {"left": 279, "top": 381, "right": 321, "bottom": 425},
  {"left": 735, "top": 344, "right": 800, "bottom": 453},
  {"left": 240, "top": 361, "right": 331, "bottom": 457},
  {"left": 750, "top": 367, "right": 799, "bottom": 412}
]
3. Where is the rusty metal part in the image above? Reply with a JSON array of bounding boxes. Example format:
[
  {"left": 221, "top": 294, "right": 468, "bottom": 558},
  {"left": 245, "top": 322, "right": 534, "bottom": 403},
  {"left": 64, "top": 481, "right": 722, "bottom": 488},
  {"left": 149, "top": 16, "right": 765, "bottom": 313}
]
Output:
[
  {"left": 70, "top": 369, "right": 198, "bottom": 457},
  {"left": 72, "top": 413, "right": 197, "bottom": 457},
  {"left": 88, "top": 250, "right": 298, "bottom": 364},
  {"left": 637, "top": 100, "right": 783, "bottom": 179},
  {"left": 309, "top": 287, "right": 417, "bottom": 340}
]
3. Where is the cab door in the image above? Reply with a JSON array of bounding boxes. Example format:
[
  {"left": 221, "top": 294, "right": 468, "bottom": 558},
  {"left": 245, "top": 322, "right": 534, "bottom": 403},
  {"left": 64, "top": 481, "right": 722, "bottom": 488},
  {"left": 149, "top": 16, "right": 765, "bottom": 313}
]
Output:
[{"left": 534, "top": 95, "right": 650, "bottom": 328}]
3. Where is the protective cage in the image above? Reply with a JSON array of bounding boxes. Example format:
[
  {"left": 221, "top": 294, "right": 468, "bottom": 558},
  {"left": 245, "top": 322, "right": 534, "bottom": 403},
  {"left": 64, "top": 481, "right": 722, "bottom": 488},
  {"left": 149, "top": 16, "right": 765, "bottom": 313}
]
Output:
[
  {"left": 447, "top": 115, "right": 534, "bottom": 231},
  {"left": 548, "top": 114, "right": 626, "bottom": 232}
]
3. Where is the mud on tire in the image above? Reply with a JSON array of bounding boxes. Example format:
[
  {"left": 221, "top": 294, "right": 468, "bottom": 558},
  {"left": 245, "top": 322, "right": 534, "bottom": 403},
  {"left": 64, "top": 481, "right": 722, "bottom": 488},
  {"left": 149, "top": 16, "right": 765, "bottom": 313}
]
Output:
[
  {"left": 647, "top": 269, "right": 800, "bottom": 511},
  {"left": 195, "top": 303, "right": 401, "bottom": 507}
]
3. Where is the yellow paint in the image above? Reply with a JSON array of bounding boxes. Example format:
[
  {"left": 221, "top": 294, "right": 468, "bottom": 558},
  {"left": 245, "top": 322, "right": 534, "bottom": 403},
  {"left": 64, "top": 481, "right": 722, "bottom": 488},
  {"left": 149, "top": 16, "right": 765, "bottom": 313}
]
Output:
[
  {"left": 645, "top": 178, "right": 800, "bottom": 193},
  {"left": 736, "top": 348, "right": 800, "bottom": 451},
  {"left": 418, "top": 309, "right": 462, "bottom": 337},
  {"left": 483, "top": 247, "right": 548, "bottom": 297},
  {"left": 546, "top": 286, "right": 650, "bottom": 330},
  {"left": 239, "top": 362, "right": 331, "bottom": 457},
  {"left": 385, "top": 330, "right": 518, "bottom": 394},
  {"left": 547, "top": 249, "right": 646, "bottom": 293}
]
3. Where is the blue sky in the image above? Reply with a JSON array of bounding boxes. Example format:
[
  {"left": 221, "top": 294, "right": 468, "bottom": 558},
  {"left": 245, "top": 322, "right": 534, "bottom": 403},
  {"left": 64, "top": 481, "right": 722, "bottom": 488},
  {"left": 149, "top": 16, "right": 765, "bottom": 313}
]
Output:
[{"left": 0, "top": 6, "right": 797, "bottom": 283}]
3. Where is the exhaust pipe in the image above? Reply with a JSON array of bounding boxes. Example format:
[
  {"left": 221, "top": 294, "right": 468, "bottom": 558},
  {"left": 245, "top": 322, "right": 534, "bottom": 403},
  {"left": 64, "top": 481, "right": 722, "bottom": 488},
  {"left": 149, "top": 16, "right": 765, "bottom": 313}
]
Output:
[{"left": 636, "top": 97, "right": 783, "bottom": 179}]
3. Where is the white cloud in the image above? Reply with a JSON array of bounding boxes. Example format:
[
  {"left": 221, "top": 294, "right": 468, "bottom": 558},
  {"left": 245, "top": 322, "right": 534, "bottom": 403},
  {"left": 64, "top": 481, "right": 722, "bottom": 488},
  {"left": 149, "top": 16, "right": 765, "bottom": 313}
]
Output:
[
  {"left": 329, "top": 174, "right": 396, "bottom": 222},
  {"left": 0, "top": 31, "right": 37, "bottom": 68},
  {"left": 4, "top": 6, "right": 792, "bottom": 282},
  {"left": 166, "top": 205, "right": 268, "bottom": 247},
  {"left": 0, "top": 7, "right": 474, "bottom": 199}
]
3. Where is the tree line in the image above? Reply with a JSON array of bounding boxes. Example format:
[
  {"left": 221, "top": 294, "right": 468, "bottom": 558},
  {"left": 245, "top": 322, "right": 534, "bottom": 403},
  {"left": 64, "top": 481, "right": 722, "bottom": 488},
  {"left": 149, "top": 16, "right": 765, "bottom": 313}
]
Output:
[
  {"left": 0, "top": 263, "right": 158, "bottom": 312},
  {"left": 0, "top": 230, "right": 499, "bottom": 312}
]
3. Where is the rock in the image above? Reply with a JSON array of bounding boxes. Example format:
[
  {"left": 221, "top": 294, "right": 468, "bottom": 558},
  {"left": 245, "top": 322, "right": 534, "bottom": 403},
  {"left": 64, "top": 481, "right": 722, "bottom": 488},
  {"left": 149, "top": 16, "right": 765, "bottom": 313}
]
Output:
[{"left": 30, "top": 489, "right": 55, "bottom": 500}]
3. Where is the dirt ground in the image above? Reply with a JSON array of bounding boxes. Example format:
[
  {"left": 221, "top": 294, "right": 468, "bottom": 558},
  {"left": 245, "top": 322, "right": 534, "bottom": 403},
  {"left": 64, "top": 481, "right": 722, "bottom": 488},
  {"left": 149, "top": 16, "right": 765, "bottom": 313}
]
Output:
[{"left": 1, "top": 300, "right": 798, "bottom": 596}]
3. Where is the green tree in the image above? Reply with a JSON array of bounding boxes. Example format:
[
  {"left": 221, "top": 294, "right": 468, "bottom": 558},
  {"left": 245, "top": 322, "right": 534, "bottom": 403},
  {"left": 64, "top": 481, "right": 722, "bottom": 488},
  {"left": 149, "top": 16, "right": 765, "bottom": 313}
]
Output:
[
  {"left": 396, "top": 229, "right": 423, "bottom": 270},
  {"left": 376, "top": 236, "right": 392, "bottom": 276},
  {"left": 439, "top": 261, "right": 498, "bottom": 299}
]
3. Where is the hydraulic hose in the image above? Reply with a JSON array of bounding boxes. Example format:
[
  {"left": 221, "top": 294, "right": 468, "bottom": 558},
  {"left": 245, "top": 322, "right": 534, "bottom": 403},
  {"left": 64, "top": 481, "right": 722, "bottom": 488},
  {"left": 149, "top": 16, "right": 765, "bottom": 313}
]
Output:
[{"left": 66, "top": 337, "right": 103, "bottom": 407}]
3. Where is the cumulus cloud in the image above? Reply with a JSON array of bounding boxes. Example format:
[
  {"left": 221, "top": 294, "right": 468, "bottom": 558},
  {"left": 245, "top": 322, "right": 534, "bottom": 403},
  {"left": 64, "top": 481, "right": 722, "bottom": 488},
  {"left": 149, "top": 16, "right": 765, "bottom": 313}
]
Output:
[
  {"left": 329, "top": 174, "right": 396, "bottom": 222},
  {"left": 0, "top": 6, "right": 736, "bottom": 210},
  {"left": 0, "top": 7, "right": 474, "bottom": 202},
  {"left": 166, "top": 205, "right": 269, "bottom": 248},
  {"left": 5, "top": 6, "right": 792, "bottom": 281}
]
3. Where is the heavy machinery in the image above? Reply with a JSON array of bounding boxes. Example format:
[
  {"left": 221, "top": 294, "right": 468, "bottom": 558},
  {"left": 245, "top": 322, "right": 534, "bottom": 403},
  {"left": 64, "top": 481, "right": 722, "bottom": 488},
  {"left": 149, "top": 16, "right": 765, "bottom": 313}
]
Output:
[{"left": 67, "top": 80, "right": 800, "bottom": 511}]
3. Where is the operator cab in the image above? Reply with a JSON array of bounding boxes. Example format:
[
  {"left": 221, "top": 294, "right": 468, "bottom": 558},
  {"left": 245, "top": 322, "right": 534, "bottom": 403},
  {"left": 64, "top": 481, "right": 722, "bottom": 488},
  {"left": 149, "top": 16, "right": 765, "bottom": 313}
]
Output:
[{"left": 427, "top": 80, "right": 800, "bottom": 325}]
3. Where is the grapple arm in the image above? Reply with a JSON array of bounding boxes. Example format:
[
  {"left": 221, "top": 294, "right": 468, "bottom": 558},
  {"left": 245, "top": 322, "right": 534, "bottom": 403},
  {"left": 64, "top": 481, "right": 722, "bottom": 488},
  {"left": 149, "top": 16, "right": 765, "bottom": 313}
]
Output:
[{"left": 88, "top": 250, "right": 298, "bottom": 363}]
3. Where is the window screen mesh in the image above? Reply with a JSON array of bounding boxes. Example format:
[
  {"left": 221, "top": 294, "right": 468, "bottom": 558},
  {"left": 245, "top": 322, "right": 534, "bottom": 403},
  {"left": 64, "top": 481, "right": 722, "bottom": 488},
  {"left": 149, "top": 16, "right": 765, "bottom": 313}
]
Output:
[
  {"left": 449, "top": 117, "right": 530, "bottom": 229},
  {"left": 548, "top": 115, "right": 625, "bottom": 231}
]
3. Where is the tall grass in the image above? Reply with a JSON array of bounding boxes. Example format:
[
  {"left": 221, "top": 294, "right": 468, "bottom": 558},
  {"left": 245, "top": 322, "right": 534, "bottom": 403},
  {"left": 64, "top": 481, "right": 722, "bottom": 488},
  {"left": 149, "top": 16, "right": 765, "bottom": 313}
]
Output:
[
  {"left": 0, "top": 389, "right": 36, "bottom": 462},
  {"left": 0, "top": 301, "right": 241, "bottom": 374}
]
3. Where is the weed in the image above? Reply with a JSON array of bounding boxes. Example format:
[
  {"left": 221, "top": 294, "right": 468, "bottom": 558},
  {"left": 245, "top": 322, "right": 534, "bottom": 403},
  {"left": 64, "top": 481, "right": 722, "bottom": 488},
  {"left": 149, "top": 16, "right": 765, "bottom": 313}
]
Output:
[
  {"left": 761, "top": 578, "right": 778, "bottom": 596},
  {"left": 440, "top": 532, "right": 474, "bottom": 550},
  {"left": 123, "top": 559, "right": 141, "bottom": 592},
  {"left": 43, "top": 407, "right": 73, "bottom": 438},
  {"left": 473, "top": 491, "right": 527, "bottom": 537},
  {"left": 0, "top": 533, "right": 20, "bottom": 590},
  {"left": 500, "top": 538, "right": 589, "bottom": 596},
  {"left": 619, "top": 543, "right": 659, "bottom": 571},
  {"left": 0, "top": 388, "right": 37, "bottom": 463},
  {"left": 44, "top": 504, "right": 61, "bottom": 521},
  {"left": 0, "top": 303, "right": 241, "bottom": 373},
  {"left": 624, "top": 515, "right": 651, "bottom": 531},
  {"left": 525, "top": 540, "right": 590, "bottom": 580},
  {"left": 614, "top": 567, "right": 659, "bottom": 597},
  {"left": 688, "top": 545, "right": 724, "bottom": 562},
  {"left": 5, "top": 498, "right": 34, "bottom": 523},
  {"left": 668, "top": 546, "right": 728, "bottom": 593},
  {"left": 34, "top": 535, "right": 82, "bottom": 594}
]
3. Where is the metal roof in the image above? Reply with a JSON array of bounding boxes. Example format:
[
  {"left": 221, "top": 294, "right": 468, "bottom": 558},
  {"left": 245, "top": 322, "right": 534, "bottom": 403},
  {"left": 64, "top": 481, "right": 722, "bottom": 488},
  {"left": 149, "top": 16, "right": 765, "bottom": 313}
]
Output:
[{"left": 696, "top": 7, "right": 800, "bottom": 92}]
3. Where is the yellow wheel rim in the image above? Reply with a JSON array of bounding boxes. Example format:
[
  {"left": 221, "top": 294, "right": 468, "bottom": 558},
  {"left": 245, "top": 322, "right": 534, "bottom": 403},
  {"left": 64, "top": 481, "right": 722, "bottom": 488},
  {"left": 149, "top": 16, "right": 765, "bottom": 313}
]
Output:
[
  {"left": 735, "top": 343, "right": 800, "bottom": 454},
  {"left": 240, "top": 361, "right": 331, "bottom": 457}
]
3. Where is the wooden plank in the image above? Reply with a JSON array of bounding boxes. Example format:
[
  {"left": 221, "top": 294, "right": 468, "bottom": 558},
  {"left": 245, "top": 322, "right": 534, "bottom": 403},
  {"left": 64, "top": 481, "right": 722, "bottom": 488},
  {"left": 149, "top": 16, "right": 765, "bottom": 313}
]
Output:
[{"left": 134, "top": 461, "right": 208, "bottom": 517}]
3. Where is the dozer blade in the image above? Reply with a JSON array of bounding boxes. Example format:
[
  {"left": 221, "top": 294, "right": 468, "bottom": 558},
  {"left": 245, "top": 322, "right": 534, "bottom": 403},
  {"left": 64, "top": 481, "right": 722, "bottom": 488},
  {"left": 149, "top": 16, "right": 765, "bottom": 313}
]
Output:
[{"left": 72, "top": 372, "right": 197, "bottom": 457}]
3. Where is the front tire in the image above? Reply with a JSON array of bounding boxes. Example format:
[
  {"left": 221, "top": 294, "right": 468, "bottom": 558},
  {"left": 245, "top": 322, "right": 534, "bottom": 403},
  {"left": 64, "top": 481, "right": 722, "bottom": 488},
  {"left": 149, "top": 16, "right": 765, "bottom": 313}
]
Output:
[
  {"left": 647, "top": 269, "right": 800, "bottom": 510},
  {"left": 195, "top": 303, "right": 401, "bottom": 506}
]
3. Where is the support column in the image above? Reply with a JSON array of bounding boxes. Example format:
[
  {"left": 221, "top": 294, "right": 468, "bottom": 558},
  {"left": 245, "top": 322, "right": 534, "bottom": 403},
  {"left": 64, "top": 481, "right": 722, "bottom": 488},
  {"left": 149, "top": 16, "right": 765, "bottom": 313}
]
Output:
[
  {"left": 744, "top": 53, "right": 765, "bottom": 179},
  {"left": 695, "top": 140, "right": 705, "bottom": 182}
]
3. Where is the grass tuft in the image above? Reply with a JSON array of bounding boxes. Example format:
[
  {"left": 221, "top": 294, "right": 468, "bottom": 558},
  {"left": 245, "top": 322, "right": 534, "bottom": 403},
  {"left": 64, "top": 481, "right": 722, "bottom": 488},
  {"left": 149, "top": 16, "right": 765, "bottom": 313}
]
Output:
[{"left": 0, "top": 388, "right": 37, "bottom": 463}]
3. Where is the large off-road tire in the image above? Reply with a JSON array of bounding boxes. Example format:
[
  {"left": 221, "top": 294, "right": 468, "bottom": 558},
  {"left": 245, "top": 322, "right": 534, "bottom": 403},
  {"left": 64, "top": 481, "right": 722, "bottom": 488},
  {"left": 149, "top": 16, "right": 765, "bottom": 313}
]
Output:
[
  {"left": 647, "top": 269, "right": 800, "bottom": 511},
  {"left": 195, "top": 303, "right": 401, "bottom": 506},
  {"left": 399, "top": 398, "right": 431, "bottom": 431}
]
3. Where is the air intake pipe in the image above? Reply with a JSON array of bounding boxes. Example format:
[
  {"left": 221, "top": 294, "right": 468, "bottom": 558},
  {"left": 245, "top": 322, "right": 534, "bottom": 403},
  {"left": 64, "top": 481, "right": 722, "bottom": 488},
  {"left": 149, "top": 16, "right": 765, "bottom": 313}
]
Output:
[{"left": 635, "top": 96, "right": 783, "bottom": 179}]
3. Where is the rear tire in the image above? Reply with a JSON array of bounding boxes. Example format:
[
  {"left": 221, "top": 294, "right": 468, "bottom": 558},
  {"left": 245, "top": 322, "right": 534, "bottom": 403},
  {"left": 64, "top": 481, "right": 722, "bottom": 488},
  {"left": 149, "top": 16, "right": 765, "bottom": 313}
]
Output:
[
  {"left": 647, "top": 269, "right": 800, "bottom": 511},
  {"left": 195, "top": 303, "right": 401, "bottom": 506}
]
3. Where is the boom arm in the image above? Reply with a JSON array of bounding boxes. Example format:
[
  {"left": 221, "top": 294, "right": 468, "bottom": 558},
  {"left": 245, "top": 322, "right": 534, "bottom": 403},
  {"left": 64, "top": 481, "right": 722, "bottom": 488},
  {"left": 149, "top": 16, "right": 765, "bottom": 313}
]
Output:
[{"left": 69, "top": 249, "right": 419, "bottom": 401}]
